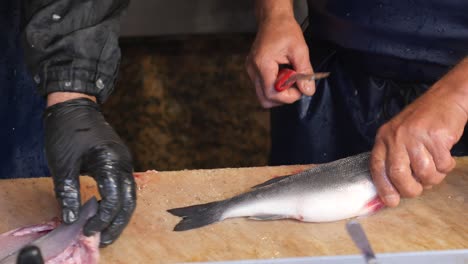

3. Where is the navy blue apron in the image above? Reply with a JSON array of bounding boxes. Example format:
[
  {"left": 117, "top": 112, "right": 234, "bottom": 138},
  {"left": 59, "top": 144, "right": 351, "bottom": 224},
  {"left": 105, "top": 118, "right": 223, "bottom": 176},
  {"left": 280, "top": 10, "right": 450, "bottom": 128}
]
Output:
[
  {"left": 270, "top": 0, "right": 468, "bottom": 165},
  {"left": 0, "top": 1, "right": 49, "bottom": 178}
]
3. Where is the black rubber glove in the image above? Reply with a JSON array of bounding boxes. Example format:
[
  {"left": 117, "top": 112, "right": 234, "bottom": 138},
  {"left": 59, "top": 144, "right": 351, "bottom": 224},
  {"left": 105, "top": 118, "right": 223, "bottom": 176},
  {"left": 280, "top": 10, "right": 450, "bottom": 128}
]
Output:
[
  {"left": 17, "top": 246, "right": 43, "bottom": 264},
  {"left": 44, "top": 98, "right": 136, "bottom": 247}
]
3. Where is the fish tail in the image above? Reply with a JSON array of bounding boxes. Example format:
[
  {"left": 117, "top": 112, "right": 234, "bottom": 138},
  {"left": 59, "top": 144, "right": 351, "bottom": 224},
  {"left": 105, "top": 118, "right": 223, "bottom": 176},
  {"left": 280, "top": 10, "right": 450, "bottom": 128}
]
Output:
[{"left": 167, "top": 201, "right": 226, "bottom": 231}]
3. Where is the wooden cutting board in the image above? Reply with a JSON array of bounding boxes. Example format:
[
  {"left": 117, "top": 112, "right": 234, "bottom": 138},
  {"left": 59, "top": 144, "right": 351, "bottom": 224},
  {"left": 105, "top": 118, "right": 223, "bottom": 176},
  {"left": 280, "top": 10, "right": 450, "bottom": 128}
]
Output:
[{"left": 0, "top": 159, "right": 467, "bottom": 263}]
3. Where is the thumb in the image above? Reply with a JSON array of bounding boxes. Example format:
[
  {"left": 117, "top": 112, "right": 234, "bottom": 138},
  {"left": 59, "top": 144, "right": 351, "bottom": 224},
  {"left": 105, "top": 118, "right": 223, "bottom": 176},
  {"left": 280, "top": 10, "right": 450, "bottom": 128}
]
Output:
[
  {"left": 289, "top": 47, "right": 315, "bottom": 96},
  {"left": 54, "top": 169, "right": 81, "bottom": 224}
]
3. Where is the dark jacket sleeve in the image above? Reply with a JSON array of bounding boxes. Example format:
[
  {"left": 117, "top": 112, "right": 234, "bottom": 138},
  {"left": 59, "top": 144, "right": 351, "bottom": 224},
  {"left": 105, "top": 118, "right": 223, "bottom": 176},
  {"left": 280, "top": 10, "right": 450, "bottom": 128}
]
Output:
[{"left": 21, "top": 0, "right": 129, "bottom": 103}]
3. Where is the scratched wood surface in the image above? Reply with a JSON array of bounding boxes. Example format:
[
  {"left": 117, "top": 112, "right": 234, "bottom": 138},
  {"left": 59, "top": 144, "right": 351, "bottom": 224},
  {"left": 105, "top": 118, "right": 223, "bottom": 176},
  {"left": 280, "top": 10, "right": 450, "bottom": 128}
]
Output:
[{"left": 0, "top": 159, "right": 467, "bottom": 263}]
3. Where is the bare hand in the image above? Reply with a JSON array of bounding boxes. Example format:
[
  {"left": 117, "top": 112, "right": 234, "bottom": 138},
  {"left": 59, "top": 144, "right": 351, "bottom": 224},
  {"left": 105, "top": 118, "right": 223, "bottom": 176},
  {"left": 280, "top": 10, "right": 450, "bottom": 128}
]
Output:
[
  {"left": 246, "top": 15, "right": 314, "bottom": 108},
  {"left": 370, "top": 61, "right": 468, "bottom": 207}
]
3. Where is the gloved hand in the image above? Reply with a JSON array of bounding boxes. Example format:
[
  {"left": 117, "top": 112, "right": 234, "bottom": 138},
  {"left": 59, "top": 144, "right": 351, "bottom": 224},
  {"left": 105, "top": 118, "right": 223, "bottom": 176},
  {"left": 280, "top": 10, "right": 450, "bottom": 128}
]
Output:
[
  {"left": 16, "top": 246, "right": 43, "bottom": 264},
  {"left": 44, "top": 98, "right": 136, "bottom": 247}
]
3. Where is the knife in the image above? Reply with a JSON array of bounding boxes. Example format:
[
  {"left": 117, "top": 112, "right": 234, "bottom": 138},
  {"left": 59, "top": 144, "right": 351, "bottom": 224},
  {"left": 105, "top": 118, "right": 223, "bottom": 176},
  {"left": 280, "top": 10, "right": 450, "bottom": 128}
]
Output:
[
  {"left": 274, "top": 68, "right": 330, "bottom": 92},
  {"left": 346, "top": 220, "right": 379, "bottom": 264}
]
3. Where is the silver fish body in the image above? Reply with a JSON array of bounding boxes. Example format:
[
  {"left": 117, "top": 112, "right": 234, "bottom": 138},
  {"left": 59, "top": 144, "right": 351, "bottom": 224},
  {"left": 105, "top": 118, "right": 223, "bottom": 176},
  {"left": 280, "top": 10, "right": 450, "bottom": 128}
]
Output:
[{"left": 168, "top": 152, "right": 384, "bottom": 231}]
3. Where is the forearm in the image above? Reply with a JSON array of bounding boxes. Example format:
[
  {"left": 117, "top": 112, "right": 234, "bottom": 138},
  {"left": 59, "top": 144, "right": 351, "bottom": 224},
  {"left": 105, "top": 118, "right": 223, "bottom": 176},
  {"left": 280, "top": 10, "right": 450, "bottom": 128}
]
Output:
[
  {"left": 22, "top": 0, "right": 129, "bottom": 104},
  {"left": 430, "top": 57, "right": 468, "bottom": 120},
  {"left": 255, "top": 0, "right": 295, "bottom": 22}
]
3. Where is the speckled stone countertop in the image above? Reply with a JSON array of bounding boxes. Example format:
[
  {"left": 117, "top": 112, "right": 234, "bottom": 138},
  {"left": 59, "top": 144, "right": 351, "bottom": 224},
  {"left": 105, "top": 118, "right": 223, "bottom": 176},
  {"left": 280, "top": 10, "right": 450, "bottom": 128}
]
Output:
[{"left": 102, "top": 34, "right": 270, "bottom": 171}]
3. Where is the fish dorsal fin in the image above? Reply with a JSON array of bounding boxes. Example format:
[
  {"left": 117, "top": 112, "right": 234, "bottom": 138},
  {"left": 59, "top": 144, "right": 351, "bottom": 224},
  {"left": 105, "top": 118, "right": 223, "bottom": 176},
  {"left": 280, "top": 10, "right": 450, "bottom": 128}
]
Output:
[{"left": 251, "top": 175, "right": 291, "bottom": 189}]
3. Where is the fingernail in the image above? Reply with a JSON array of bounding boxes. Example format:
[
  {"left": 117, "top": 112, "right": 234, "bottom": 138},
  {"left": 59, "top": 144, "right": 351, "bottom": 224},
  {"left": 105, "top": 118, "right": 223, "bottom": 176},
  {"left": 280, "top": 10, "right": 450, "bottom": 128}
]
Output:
[
  {"left": 63, "top": 208, "right": 76, "bottom": 223},
  {"left": 384, "top": 194, "right": 399, "bottom": 206}
]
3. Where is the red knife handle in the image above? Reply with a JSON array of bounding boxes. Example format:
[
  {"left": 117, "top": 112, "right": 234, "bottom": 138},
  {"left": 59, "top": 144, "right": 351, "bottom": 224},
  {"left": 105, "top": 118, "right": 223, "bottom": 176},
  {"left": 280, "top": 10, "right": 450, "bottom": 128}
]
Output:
[{"left": 274, "top": 68, "right": 296, "bottom": 92}]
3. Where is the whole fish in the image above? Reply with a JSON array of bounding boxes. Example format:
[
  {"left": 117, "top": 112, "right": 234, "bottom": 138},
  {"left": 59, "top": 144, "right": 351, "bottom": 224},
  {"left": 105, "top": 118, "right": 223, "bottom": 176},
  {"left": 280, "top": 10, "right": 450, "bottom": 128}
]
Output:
[{"left": 168, "top": 152, "right": 385, "bottom": 231}]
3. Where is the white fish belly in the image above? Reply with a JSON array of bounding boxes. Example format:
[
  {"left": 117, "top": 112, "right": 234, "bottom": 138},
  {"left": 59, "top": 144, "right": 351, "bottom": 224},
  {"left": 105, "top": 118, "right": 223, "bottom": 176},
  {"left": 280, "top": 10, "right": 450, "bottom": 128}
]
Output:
[
  {"left": 221, "top": 196, "right": 299, "bottom": 220},
  {"left": 300, "top": 180, "right": 378, "bottom": 222}
]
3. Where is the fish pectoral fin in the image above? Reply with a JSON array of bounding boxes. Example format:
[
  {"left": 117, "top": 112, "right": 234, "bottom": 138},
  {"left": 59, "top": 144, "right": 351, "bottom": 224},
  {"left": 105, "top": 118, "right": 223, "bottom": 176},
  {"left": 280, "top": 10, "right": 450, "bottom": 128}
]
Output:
[
  {"left": 251, "top": 175, "right": 291, "bottom": 189},
  {"left": 248, "top": 214, "right": 288, "bottom": 221}
]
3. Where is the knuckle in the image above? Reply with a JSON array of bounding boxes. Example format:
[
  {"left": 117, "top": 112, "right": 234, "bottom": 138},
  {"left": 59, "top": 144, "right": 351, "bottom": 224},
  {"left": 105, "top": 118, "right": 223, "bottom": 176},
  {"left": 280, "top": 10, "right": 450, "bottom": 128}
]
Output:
[
  {"left": 427, "top": 128, "right": 445, "bottom": 140},
  {"left": 413, "top": 160, "right": 442, "bottom": 185},
  {"left": 60, "top": 196, "right": 80, "bottom": 208},
  {"left": 292, "top": 42, "right": 309, "bottom": 54},
  {"left": 388, "top": 165, "right": 408, "bottom": 179},
  {"left": 375, "top": 181, "right": 396, "bottom": 198},
  {"left": 92, "top": 144, "right": 133, "bottom": 173},
  {"left": 103, "top": 201, "right": 121, "bottom": 216},
  {"left": 436, "top": 157, "right": 454, "bottom": 173},
  {"left": 429, "top": 130, "right": 457, "bottom": 146},
  {"left": 252, "top": 56, "right": 265, "bottom": 69},
  {"left": 393, "top": 125, "right": 408, "bottom": 142},
  {"left": 415, "top": 168, "right": 433, "bottom": 184},
  {"left": 376, "top": 125, "right": 390, "bottom": 140},
  {"left": 444, "top": 134, "right": 457, "bottom": 145},
  {"left": 108, "top": 143, "right": 131, "bottom": 161},
  {"left": 369, "top": 159, "right": 384, "bottom": 176},
  {"left": 99, "top": 208, "right": 119, "bottom": 223},
  {"left": 407, "top": 119, "right": 425, "bottom": 132},
  {"left": 413, "top": 161, "right": 432, "bottom": 183},
  {"left": 377, "top": 124, "right": 387, "bottom": 134},
  {"left": 394, "top": 177, "right": 423, "bottom": 197},
  {"left": 375, "top": 178, "right": 393, "bottom": 193}
]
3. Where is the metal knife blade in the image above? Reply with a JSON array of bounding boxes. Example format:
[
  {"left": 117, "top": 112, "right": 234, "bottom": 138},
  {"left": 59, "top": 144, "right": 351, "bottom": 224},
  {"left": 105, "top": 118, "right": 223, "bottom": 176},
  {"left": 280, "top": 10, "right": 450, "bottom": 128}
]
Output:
[
  {"left": 282, "top": 72, "right": 330, "bottom": 87},
  {"left": 346, "top": 220, "right": 379, "bottom": 264},
  {"left": 295, "top": 72, "right": 330, "bottom": 81}
]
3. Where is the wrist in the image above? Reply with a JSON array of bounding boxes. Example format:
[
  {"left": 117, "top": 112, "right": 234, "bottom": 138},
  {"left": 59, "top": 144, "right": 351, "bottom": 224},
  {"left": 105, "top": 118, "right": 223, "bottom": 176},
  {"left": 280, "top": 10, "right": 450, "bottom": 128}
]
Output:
[
  {"left": 47, "top": 92, "right": 97, "bottom": 107},
  {"left": 255, "top": 0, "right": 295, "bottom": 24},
  {"left": 433, "top": 58, "right": 468, "bottom": 118}
]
